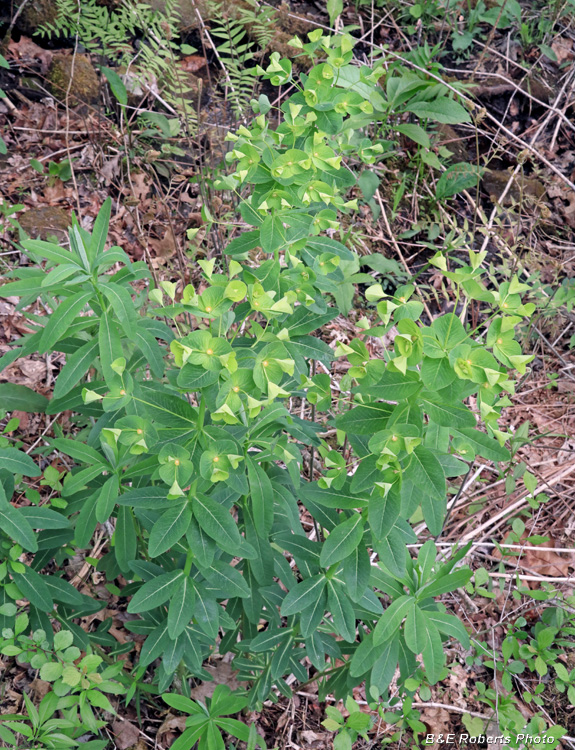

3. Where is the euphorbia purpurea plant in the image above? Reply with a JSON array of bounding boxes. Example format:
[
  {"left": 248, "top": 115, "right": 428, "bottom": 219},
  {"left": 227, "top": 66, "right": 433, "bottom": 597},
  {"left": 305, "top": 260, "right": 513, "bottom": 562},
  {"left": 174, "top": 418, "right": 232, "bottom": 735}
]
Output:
[{"left": 0, "top": 30, "right": 535, "bottom": 714}]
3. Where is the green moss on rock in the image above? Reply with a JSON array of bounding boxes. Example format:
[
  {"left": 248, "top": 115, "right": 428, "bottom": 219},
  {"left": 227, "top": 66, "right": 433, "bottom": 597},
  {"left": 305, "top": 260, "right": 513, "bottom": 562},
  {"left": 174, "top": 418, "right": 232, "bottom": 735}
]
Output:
[
  {"left": 48, "top": 53, "right": 100, "bottom": 105},
  {"left": 16, "top": 0, "right": 59, "bottom": 36}
]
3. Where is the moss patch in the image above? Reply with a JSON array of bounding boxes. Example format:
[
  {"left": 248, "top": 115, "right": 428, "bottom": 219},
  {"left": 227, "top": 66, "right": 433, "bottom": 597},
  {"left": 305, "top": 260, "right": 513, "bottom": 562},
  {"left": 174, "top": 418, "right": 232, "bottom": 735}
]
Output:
[{"left": 48, "top": 54, "right": 100, "bottom": 105}]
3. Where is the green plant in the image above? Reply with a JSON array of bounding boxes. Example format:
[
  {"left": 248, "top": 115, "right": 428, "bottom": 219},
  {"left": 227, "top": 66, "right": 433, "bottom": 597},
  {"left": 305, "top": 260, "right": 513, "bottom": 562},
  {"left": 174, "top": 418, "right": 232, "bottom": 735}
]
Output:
[
  {"left": 0, "top": 620, "right": 124, "bottom": 749},
  {"left": 471, "top": 682, "right": 565, "bottom": 749},
  {"left": 0, "top": 29, "right": 538, "bottom": 740},
  {"left": 39, "top": 0, "right": 197, "bottom": 126},
  {"left": 207, "top": 2, "right": 261, "bottom": 119},
  {"left": 322, "top": 697, "right": 373, "bottom": 750},
  {"left": 163, "top": 685, "right": 264, "bottom": 750},
  {"left": 0, "top": 692, "right": 106, "bottom": 750}
]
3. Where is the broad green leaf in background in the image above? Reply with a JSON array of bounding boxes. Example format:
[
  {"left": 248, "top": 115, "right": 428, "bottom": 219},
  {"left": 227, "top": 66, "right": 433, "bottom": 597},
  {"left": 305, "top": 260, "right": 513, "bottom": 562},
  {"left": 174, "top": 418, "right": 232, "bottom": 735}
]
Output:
[
  {"left": 0, "top": 448, "right": 40, "bottom": 477},
  {"left": 406, "top": 97, "right": 471, "bottom": 125},
  {"left": 0, "top": 383, "right": 48, "bottom": 413},
  {"left": 100, "top": 66, "right": 128, "bottom": 106}
]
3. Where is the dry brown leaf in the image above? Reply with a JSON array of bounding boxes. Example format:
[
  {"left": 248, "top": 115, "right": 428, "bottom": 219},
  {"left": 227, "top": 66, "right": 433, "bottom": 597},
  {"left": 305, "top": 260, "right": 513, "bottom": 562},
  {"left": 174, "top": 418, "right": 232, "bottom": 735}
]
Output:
[
  {"left": 149, "top": 227, "right": 178, "bottom": 260},
  {"left": 494, "top": 535, "right": 574, "bottom": 577},
  {"left": 551, "top": 39, "right": 574, "bottom": 63},
  {"left": 298, "top": 729, "right": 330, "bottom": 747},
  {"left": 2, "top": 358, "right": 46, "bottom": 389},
  {"left": 8, "top": 37, "right": 53, "bottom": 74},
  {"left": 100, "top": 155, "right": 121, "bottom": 187},
  {"left": 523, "top": 544, "right": 572, "bottom": 577},
  {"left": 189, "top": 661, "right": 244, "bottom": 702},
  {"left": 181, "top": 55, "right": 208, "bottom": 73},
  {"left": 112, "top": 719, "right": 141, "bottom": 750},
  {"left": 421, "top": 706, "right": 450, "bottom": 736},
  {"left": 158, "top": 714, "right": 187, "bottom": 737}
]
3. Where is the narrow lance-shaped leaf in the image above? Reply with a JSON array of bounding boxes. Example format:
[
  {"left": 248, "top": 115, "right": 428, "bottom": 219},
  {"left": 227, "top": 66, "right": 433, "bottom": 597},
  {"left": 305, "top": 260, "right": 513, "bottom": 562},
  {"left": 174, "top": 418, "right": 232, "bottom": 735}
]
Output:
[
  {"left": 39, "top": 291, "right": 93, "bottom": 354},
  {"left": 320, "top": 514, "right": 364, "bottom": 568},
  {"left": 148, "top": 503, "right": 192, "bottom": 558}
]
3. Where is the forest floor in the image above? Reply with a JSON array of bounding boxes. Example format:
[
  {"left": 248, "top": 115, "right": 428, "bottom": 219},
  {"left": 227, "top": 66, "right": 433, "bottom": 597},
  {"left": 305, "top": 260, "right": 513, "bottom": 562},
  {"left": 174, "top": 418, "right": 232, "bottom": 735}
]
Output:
[{"left": 1, "top": 0, "right": 575, "bottom": 747}]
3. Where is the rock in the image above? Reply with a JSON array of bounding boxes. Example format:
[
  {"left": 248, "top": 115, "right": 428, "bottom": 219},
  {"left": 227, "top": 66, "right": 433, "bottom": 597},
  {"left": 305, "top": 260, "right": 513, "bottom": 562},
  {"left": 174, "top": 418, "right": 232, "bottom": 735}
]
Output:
[
  {"left": 16, "top": 0, "right": 60, "bottom": 37},
  {"left": 145, "top": 0, "right": 206, "bottom": 31},
  {"left": 19, "top": 206, "right": 70, "bottom": 241},
  {"left": 481, "top": 169, "right": 546, "bottom": 205},
  {"left": 48, "top": 53, "right": 100, "bottom": 105}
]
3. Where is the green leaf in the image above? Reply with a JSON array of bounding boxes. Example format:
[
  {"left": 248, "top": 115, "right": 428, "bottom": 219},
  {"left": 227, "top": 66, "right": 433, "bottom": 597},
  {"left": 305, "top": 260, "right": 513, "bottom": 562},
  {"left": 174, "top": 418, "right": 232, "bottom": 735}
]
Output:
[
  {"left": 98, "top": 311, "right": 123, "bottom": 381},
  {"left": 320, "top": 514, "right": 364, "bottom": 568},
  {"left": 204, "top": 559, "right": 250, "bottom": 598},
  {"left": 417, "top": 568, "right": 472, "bottom": 599},
  {"left": 40, "top": 662, "right": 63, "bottom": 681},
  {"left": 373, "top": 595, "right": 414, "bottom": 645},
  {"left": 224, "top": 229, "right": 261, "bottom": 258},
  {"left": 260, "top": 215, "right": 286, "bottom": 254},
  {"left": 115, "top": 505, "right": 137, "bottom": 573},
  {"left": 395, "top": 123, "right": 430, "bottom": 148},
  {"left": 421, "top": 619, "right": 444, "bottom": 684},
  {"left": 170, "top": 725, "right": 210, "bottom": 750},
  {"left": 404, "top": 605, "right": 429, "bottom": 653},
  {"left": 163, "top": 694, "right": 204, "bottom": 715},
  {"left": 420, "top": 489, "right": 446, "bottom": 537},
  {"left": 95, "top": 475, "right": 120, "bottom": 523},
  {"left": 362, "top": 370, "right": 421, "bottom": 400},
  {"left": 193, "top": 494, "right": 243, "bottom": 551},
  {"left": 74, "top": 490, "right": 99, "bottom": 548},
  {"left": 0, "top": 501, "right": 38, "bottom": 552},
  {"left": 452, "top": 428, "right": 510, "bottom": 462},
  {"left": 12, "top": 568, "right": 53, "bottom": 612},
  {"left": 327, "top": 580, "right": 356, "bottom": 642},
  {"left": 21, "top": 238, "right": 81, "bottom": 268},
  {"left": 281, "top": 575, "right": 327, "bottom": 616},
  {"left": 300, "top": 483, "right": 369, "bottom": 509},
  {"left": 101, "top": 282, "right": 138, "bottom": 338},
  {"left": 193, "top": 583, "right": 220, "bottom": 639},
  {"left": 127, "top": 570, "right": 184, "bottom": 613},
  {"left": 342, "top": 544, "right": 371, "bottom": 603},
  {"left": 425, "top": 611, "right": 470, "bottom": 649},
  {"left": 420, "top": 396, "right": 476, "bottom": 428},
  {"left": 116, "top": 487, "right": 172, "bottom": 509},
  {"left": 358, "top": 171, "right": 380, "bottom": 201},
  {"left": 282, "top": 306, "right": 337, "bottom": 337},
  {"left": 90, "top": 197, "right": 112, "bottom": 260},
  {"left": 371, "top": 632, "right": 400, "bottom": 693},
  {"left": 350, "top": 633, "right": 378, "bottom": 677},
  {"left": 39, "top": 291, "right": 93, "bottom": 354},
  {"left": 168, "top": 577, "right": 196, "bottom": 639},
  {"left": 368, "top": 491, "right": 400, "bottom": 542},
  {"left": 0, "top": 448, "right": 40, "bottom": 476},
  {"left": 406, "top": 97, "right": 471, "bottom": 125},
  {"left": 373, "top": 527, "right": 407, "bottom": 579},
  {"left": 407, "top": 446, "right": 445, "bottom": 501},
  {"left": 52, "top": 339, "right": 99, "bottom": 400},
  {"left": 149, "top": 504, "right": 192, "bottom": 557},
  {"left": 50, "top": 438, "right": 106, "bottom": 467},
  {"left": 435, "top": 163, "right": 481, "bottom": 199},
  {"left": 326, "top": 0, "right": 343, "bottom": 24},
  {"left": 18, "top": 506, "right": 69, "bottom": 530},
  {"left": 246, "top": 457, "right": 274, "bottom": 538},
  {"left": 0, "top": 384, "right": 48, "bottom": 413},
  {"left": 420, "top": 357, "right": 455, "bottom": 391},
  {"left": 336, "top": 404, "right": 393, "bottom": 435},
  {"left": 100, "top": 67, "right": 128, "bottom": 106}
]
